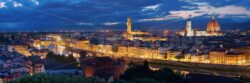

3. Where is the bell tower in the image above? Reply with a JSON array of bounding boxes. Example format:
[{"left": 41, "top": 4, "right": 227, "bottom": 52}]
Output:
[{"left": 127, "top": 17, "right": 132, "bottom": 34}]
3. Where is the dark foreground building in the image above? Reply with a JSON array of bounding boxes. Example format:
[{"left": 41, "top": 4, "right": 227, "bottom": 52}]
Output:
[{"left": 81, "top": 57, "right": 126, "bottom": 80}]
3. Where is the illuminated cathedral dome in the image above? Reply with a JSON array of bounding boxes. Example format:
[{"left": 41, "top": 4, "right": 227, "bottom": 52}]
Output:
[{"left": 207, "top": 16, "right": 221, "bottom": 33}]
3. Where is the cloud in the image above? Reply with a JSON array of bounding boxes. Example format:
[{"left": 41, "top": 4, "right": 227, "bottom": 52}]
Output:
[
  {"left": 0, "top": 2, "right": 6, "bottom": 8},
  {"left": 139, "top": 16, "right": 178, "bottom": 22},
  {"left": 178, "top": 0, "right": 209, "bottom": 5},
  {"left": 192, "top": 2, "right": 209, "bottom": 6},
  {"left": 102, "top": 22, "right": 120, "bottom": 26},
  {"left": 179, "top": 1, "right": 250, "bottom": 17},
  {"left": 209, "top": 5, "right": 250, "bottom": 18},
  {"left": 78, "top": 22, "right": 94, "bottom": 26},
  {"left": 13, "top": 1, "right": 22, "bottom": 7},
  {"left": 181, "top": 6, "right": 195, "bottom": 9},
  {"left": 141, "top": 4, "right": 161, "bottom": 11},
  {"left": 170, "top": 4, "right": 250, "bottom": 19},
  {"left": 169, "top": 10, "right": 203, "bottom": 19},
  {"left": 31, "top": 0, "right": 39, "bottom": 5},
  {"left": 141, "top": 1, "right": 250, "bottom": 22},
  {"left": 0, "top": 0, "right": 39, "bottom": 9}
]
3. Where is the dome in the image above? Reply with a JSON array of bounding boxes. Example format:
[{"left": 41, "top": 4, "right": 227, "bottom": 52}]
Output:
[{"left": 207, "top": 16, "right": 220, "bottom": 33}]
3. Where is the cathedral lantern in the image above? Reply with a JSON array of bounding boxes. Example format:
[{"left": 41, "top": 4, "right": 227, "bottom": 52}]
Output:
[{"left": 207, "top": 16, "right": 221, "bottom": 33}]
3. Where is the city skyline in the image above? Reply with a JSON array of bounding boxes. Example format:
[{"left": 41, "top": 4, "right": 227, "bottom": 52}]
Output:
[
  {"left": 1, "top": 1, "right": 250, "bottom": 83},
  {"left": 0, "top": 0, "right": 250, "bottom": 31}
]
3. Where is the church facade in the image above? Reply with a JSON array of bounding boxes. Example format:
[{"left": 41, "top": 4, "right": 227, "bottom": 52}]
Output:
[{"left": 179, "top": 16, "right": 223, "bottom": 37}]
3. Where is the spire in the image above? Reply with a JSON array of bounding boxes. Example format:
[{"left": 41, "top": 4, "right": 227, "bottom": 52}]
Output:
[
  {"left": 212, "top": 16, "right": 215, "bottom": 20},
  {"left": 127, "top": 17, "right": 132, "bottom": 34},
  {"left": 127, "top": 17, "right": 131, "bottom": 21}
]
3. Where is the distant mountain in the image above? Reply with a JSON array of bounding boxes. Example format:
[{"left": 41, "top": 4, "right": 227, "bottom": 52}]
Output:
[
  {"left": 101, "top": 18, "right": 250, "bottom": 32},
  {"left": 149, "top": 18, "right": 250, "bottom": 31},
  {"left": 109, "top": 17, "right": 250, "bottom": 31},
  {"left": 220, "top": 21, "right": 250, "bottom": 30}
]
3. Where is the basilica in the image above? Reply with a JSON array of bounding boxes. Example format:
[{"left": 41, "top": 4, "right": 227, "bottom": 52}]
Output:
[{"left": 179, "top": 16, "right": 223, "bottom": 37}]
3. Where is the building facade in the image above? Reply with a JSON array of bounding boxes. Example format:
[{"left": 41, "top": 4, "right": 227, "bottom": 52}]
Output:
[
  {"left": 7, "top": 44, "right": 31, "bottom": 56},
  {"left": 179, "top": 16, "right": 223, "bottom": 37},
  {"left": 209, "top": 50, "right": 246, "bottom": 65}
]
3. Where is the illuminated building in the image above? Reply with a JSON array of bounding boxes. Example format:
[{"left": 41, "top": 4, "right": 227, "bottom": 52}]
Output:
[
  {"left": 165, "top": 48, "right": 247, "bottom": 65},
  {"left": 123, "top": 17, "right": 167, "bottom": 41},
  {"left": 180, "top": 21, "right": 195, "bottom": 37},
  {"left": 125, "top": 17, "right": 150, "bottom": 35},
  {"left": 33, "top": 40, "right": 53, "bottom": 49},
  {"left": 47, "top": 34, "right": 62, "bottom": 41},
  {"left": 33, "top": 34, "right": 66, "bottom": 50},
  {"left": 207, "top": 16, "right": 221, "bottom": 34},
  {"left": 184, "top": 53, "right": 209, "bottom": 63},
  {"left": 28, "top": 32, "right": 250, "bottom": 66},
  {"left": 31, "top": 49, "right": 49, "bottom": 59},
  {"left": 166, "top": 50, "right": 182, "bottom": 61},
  {"left": 209, "top": 50, "right": 227, "bottom": 64},
  {"left": 234, "top": 46, "right": 250, "bottom": 64},
  {"left": 115, "top": 45, "right": 163, "bottom": 59},
  {"left": 7, "top": 44, "right": 31, "bottom": 56},
  {"left": 127, "top": 17, "right": 132, "bottom": 34},
  {"left": 33, "top": 63, "right": 45, "bottom": 74},
  {"left": 225, "top": 52, "right": 246, "bottom": 65},
  {"left": 179, "top": 16, "right": 223, "bottom": 37},
  {"left": 209, "top": 50, "right": 246, "bottom": 65},
  {"left": 73, "top": 40, "right": 89, "bottom": 49},
  {"left": 79, "top": 43, "right": 164, "bottom": 59},
  {"left": 132, "top": 37, "right": 167, "bottom": 42},
  {"left": 32, "top": 35, "right": 71, "bottom": 55}
]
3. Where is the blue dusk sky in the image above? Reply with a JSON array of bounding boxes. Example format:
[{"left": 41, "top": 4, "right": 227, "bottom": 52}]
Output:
[{"left": 0, "top": 0, "right": 250, "bottom": 31}]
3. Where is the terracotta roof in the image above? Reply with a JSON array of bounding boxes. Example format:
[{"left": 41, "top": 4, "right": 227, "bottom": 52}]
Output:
[{"left": 207, "top": 16, "right": 221, "bottom": 32}]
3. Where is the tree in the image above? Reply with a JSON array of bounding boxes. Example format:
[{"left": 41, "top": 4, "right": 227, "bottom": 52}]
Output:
[
  {"left": 121, "top": 60, "right": 154, "bottom": 80},
  {"left": 154, "top": 68, "right": 182, "bottom": 82},
  {"left": 133, "top": 78, "right": 160, "bottom": 83},
  {"left": 121, "top": 61, "right": 184, "bottom": 83},
  {"left": 46, "top": 51, "right": 78, "bottom": 69},
  {"left": 11, "top": 74, "right": 102, "bottom": 83},
  {"left": 143, "top": 60, "right": 149, "bottom": 69},
  {"left": 79, "top": 51, "right": 87, "bottom": 59}
]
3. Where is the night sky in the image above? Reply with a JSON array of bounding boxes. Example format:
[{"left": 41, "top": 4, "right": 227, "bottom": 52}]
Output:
[{"left": 0, "top": 0, "right": 250, "bottom": 31}]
